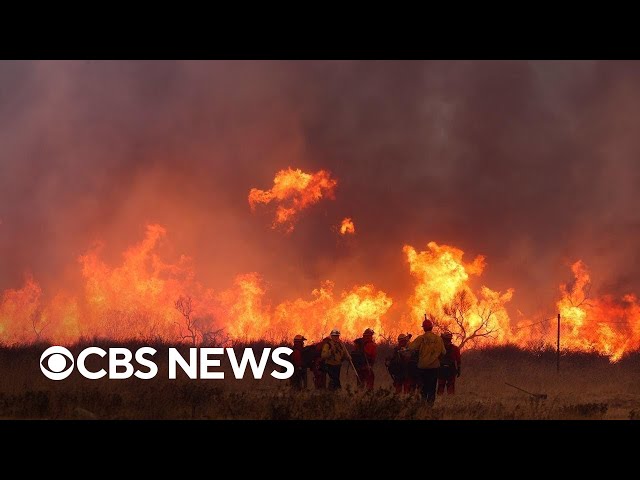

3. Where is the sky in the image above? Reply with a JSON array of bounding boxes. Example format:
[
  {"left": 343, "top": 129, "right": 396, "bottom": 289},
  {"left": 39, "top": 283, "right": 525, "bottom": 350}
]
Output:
[{"left": 1, "top": 60, "right": 639, "bottom": 318}]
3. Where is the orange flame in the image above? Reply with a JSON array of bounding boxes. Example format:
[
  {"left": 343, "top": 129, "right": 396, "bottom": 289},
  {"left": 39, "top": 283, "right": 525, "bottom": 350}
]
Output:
[
  {"left": 219, "top": 276, "right": 392, "bottom": 341},
  {"left": 404, "top": 242, "right": 486, "bottom": 317},
  {"left": 78, "top": 224, "right": 202, "bottom": 341},
  {"left": 2, "top": 222, "right": 640, "bottom": 361},
  {"left": 0, "top": 224, "right": 392, "bottom": 345},
  {"left": 403, "top": 242, "right": 513, "bottom": 346},
  {"left": 0, "top": 276, "right": 42, "bottom": 343},
  {"left": 339, "top": 217, "right": 355, "bottom": 235},
  {"left": 249, "top": 167, "right": 337, "bottom": 232},
  {"left": 556, "top": 261, "right": 640, "bottom": 362},
  {"left": 217, "top": 272, "right": 271, "bottom": 340}
]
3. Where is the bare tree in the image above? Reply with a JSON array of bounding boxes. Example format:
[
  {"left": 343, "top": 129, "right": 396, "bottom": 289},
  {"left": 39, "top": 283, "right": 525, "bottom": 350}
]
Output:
[
  {"left": 469, "top": 302, "right": 500, "bottom": 348},
  {"left": 566, "top": 279, "right": 593, "bottom": 308},
  {"left": 201, "top": 325, "right": 230, "bottom": 347},
  {"left": 175, "top": 296, "right": 228, "bottom": 347},
  {"left": 201, "top": 318, "right": 231, "bottom": 347},
  {"left": 31, "top": 308, "right": 49, "bottom": 342},
  {"left": 441, "top": 290, "right": 498, "bottom": 349},
  {"left": 426, "top": 310, "right": 447, "bottom": 331},
  {"left": 175, "top": 295, "right": 198, "bottom": 345}
]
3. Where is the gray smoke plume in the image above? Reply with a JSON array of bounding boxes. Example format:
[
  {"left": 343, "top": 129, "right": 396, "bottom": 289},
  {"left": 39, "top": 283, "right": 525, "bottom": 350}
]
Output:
[{"left": 1, "top": 60, "right": 639, "bottom": 318}]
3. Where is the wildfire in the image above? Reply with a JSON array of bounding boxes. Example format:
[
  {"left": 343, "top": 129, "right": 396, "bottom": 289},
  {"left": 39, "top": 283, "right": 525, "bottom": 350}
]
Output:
[
  {"left": 220, "top": 277, "right": 392, "bottom": 341},
  {"left": 1, "top": 222, "right": 639, "bottom": 361},
  {"left": 403, "top": 242, "right": 513, "bottom": 347},
  {"left": 555, "top": 261, "right": 640, "bottom": 362},
  {"left": 0, "top": 225, "right": 392, "bottom": 346},
  {"left": 0, "top": 276, "right": 42, "bottom": 343},
  {"left": 339, "top": 217, "right": 355, "bottom": 235},
  {"left": 248, "top": 167, "right": 338, "bottom": 232},
  {"left": 217, "top": 273, "right": 271, "bottom": 340},
  {"left": 78, "top": 224, "right": 206, "bottom": 341}
]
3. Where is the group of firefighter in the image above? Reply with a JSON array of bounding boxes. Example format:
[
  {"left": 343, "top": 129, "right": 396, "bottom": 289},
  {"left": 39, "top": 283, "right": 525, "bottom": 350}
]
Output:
[{"left": 288, "top": 318, "right": 461, "bottom": 404}]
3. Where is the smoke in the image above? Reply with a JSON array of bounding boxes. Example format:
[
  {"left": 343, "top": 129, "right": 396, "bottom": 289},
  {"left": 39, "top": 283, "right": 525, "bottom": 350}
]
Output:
[{"left": 1, "top": 60, "right": 639, "bottom": 320}]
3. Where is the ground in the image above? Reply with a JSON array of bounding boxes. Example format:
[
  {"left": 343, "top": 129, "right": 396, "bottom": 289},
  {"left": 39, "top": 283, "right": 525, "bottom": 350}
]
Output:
[{"left": 1, "top": 343, "right": 639, "bottom": 419}]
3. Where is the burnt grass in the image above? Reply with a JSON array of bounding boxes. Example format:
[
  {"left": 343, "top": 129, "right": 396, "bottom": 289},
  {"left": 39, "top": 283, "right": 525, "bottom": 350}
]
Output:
[{"left": 1, "top": 340, "right": 640, "bottom": 419}]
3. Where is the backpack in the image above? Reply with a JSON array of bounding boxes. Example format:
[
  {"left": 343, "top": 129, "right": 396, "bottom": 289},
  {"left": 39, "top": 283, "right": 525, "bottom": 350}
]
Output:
[
  {"left": 350, "top": 337, "right": 367, "bottom": 369},
  {"left": 386, "top": 349, "right": 403, "bottom": 379},
  {"left": 400, "top": 348, "right": 418, "bottom": 365},
  {"left": 302, "top": 337, "right": 331, "bottom": 369},
  {"left": 440, "top": 344, "right": 456, "bottom": 368}
]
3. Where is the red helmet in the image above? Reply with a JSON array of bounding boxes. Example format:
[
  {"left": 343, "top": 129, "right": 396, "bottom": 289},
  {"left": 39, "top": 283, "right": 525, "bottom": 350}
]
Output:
[
  {"left": 363, "top": 328, "right": 374, "bottom": 337},
  {"left": 422, "top": 319, "right": 433, "bottom": 331},
  {"left": 294, "top": 335, "right": 307, "bottom": 342}
]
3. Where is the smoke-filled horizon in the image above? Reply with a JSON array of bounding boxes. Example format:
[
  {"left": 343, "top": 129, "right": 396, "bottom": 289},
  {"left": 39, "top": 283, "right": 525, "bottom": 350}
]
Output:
[{"left": 1, "top": 60, "right": 640, "bottom": 321}]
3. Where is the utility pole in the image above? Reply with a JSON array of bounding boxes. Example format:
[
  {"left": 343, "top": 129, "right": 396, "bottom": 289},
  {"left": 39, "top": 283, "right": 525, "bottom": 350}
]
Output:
[{"left": 557, "top": 313, "right": 560, "bottom": 373}]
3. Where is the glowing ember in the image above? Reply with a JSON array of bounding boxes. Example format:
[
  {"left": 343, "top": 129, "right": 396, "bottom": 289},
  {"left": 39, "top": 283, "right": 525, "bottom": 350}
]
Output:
[{"left": 249, "top": 167, "right": 338, "bottom": 232}]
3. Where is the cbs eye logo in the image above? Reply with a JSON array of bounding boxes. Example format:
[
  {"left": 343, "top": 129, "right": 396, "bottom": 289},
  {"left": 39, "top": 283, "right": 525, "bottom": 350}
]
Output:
[{"left": 40, "top": 346, "right": 75, "bottom": 380}]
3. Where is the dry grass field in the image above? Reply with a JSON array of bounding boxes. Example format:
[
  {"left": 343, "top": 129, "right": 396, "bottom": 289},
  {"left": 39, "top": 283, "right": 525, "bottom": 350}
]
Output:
[{"left": 1, "top": 342, "right": 640, "bottom": 420}]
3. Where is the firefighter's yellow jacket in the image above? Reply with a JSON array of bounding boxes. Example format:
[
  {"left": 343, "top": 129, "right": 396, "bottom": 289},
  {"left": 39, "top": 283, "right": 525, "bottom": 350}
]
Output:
[
  {"left": 321, "top": 339, "right": 347, "bottom": 366},
  {"left": 408, "top": 332, "right": 446, "bottom": 369}
]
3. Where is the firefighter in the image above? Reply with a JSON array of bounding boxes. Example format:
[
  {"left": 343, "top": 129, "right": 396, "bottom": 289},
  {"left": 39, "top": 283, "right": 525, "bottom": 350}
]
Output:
[
  {"left": 321, "top": 329, "right": 348, "bottom": 390},
  {"left": 311, "top": 337, "right": 330, "bottom": 389},
  {"left": 290, "top": 334, "right": 308, "bottom": 390},
  {"left": 408, "top": 318, "right": 446, "bottom": 405},
  {"left": 437, "top": 331, "right": 461, "bottom": 395},
  {"left": 354, "top": 328, "right": 377, "bottom": 390},
  {"left": 385, "top": 333, "right": 417, "bottom": 394}
]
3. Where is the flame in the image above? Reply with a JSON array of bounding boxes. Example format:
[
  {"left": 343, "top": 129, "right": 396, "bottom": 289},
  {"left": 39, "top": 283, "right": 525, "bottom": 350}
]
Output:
[
  {"left": 330, "top": 285, "right": 391, "bottom": 339},
  {"left": 339, "top": 217, "right": 355, "bottom": 235},
  {"left": 1, "top": 221, "right": 640, "bottom": 361},
  {"left": 0, "top": 224, "right": 391, "bottom": 345},
  {"left": 556, "top": 261, "right": 640, "bottom": 362},
  {"left": 0, "top": 276, "right": 41, "bottom": 343},
  {"left": 249, "top": 167, "right": 337, "bottom": 232},
  {"left": 219, "top": 276, "right": 392, "bottom": 341},
  {"left": 78, "top": 224, "right": 202, "bottom": 341},
  {"left": 404, "top": 241, "right": 486, "bottom": 318},
  {"left": 0, "top": 225, "right": 223, "bottom": 345},
  {"left": 403, "top": 242, "right": 512, "bottom": 346},
  {"left": 217, "top": 273, "right": 270, "bottom": 340}
]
